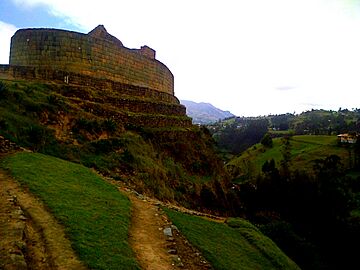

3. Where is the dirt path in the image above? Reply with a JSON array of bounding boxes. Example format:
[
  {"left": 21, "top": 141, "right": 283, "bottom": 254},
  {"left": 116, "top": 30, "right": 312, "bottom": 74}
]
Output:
[
  {"left": 127, "top": 192, "right": 213, "bottom": 270},
  {"left": 0, "top": 169, "right": 87, "bottom": 270},
  {"left": 0, "top": 168, "right": 213, "bottom": 270},
  {"left": 0, "top": 134, "right": 215, "bottom": 270}
]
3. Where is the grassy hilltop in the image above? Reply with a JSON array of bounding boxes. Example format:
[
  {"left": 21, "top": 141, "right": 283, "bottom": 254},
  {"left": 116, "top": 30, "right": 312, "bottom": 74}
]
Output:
[{"left": 227, "top": 135, "right": 350, "bottom": 182}]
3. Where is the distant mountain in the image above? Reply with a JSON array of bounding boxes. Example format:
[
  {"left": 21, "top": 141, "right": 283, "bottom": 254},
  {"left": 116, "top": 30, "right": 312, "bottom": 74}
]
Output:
[{"left": 180, "top": 100, "right": 235, "bottom": 124}]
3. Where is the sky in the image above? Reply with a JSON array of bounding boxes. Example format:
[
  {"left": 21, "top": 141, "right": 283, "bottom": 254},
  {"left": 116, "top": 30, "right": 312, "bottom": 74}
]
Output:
[{"left": 1, "top": 0, "right": 360, "bottom": 116}]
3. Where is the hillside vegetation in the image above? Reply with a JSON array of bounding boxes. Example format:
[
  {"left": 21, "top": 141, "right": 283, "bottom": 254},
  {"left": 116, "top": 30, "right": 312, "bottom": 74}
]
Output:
[
  {"left": 1, "top": 151, "right": 300, "bottom": 270},
  {"left": 227, "top": 135, "right": 350, "bottom": 182},
  {"left": 208, "top": 109, "right": 359, "bottom": 158},
  {"left": 2, "top": 78, "right": 360, "bottom": 269},
  {"left": 2, "top": 152, "right": 139, "bottom": 270},
  {"left": 224, "top": 135, "right": 360, "bottom": 269},
  {"left": 165, "top": 209, "right": 299, "bottom": 270},
  {"left": 0, "top": 79, "right": 230, "bottom": 212}
]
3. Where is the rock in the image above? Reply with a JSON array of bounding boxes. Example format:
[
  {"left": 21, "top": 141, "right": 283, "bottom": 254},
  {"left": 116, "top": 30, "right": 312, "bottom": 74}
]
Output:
[
  {"left": 171, "top": 224, "right": 178, "bottom": 231},
  {"left": 166, "top": 243, "right": 175, "bottom": 249},
  {"left": 0, "top": 137, "right": 22, "bottom": 153},
  {"left": 163, "top": 227, "right": 172, "bottom": 237},
  {"left": 170, "top": 255, "right": 184, "bottom": 267},
  {"left": 168, "top": 249, "right": 177, "bottom": 254},
  {"left": 166, "top": 237, "right": 175, "bottom": 242}
]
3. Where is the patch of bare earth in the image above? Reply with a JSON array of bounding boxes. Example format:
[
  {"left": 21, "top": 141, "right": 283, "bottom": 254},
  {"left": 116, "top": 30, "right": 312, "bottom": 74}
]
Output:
[
  {"left": 0, "top": 168, "right": 87, "bottom": 270},
  {"left": 127, "top": 192, "right": 213, "bottom": 270}
]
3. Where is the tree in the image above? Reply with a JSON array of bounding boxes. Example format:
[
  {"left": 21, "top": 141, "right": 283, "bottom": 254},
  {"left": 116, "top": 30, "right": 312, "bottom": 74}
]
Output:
[{"left": 261, "top": 133, "right": 273, "bottom": 148}]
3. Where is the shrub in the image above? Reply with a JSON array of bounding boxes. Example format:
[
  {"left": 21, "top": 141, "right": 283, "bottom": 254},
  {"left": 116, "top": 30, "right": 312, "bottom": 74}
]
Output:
[
  {"left": 24, "top": 86, "right": 34, "bottom": 95},
  {"left": 73, "top": 118, "right": 102, "bottom": 134},
  {"left": 103, "top": 118, "right": 117, "bottom": 132},
  {"left": 0, "top": 81, "right": 9, "bottom": 100},
  {"left": 21, "top": 124, "right": 54, "bottom": 151},
  {"left": 0, "top": 119, "right": 8, "bottom": 130},
  {"left": 226, "top": 217, "right": 260, "bottom": 232},
  {"left": 261, "top": 133, "right": 273, "bottom": 148}
]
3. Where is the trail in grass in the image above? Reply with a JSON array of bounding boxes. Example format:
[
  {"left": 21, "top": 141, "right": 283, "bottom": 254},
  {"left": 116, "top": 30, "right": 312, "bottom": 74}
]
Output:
[
  {"left": 127, "top": 192, "right": 212, "bottom": 270},
  {"left": 0, "top": 169, "right": 87, "bottom": 270},
  {"left": 128, "top": 193, "right": 174, "bottom": 270}
]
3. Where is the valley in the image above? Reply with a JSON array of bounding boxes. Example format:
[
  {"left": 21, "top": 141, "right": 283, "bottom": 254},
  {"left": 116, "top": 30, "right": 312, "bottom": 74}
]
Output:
[{"left": 1, "top": 24, "right": 359, "bottom": 270}]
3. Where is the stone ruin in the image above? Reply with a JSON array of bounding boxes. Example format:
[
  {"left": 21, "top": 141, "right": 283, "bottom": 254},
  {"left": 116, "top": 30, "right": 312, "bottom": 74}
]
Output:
[{"left": 0, "top": 25, "right": 191, "bottom": 129}]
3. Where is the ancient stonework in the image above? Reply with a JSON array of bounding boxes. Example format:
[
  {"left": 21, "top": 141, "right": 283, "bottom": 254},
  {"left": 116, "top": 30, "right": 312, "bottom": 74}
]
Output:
[
  {"left": 8, "top": 25, "right": 174, "bottom": 95},
  {"left": 0, "top": 25, "right": 192, "bottom": 129}
]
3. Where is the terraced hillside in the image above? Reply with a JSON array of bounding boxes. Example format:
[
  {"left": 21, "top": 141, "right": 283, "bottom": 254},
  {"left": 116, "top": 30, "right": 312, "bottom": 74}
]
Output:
[{"left": 0, "top": 78, "right": 225, "bottom": 207}]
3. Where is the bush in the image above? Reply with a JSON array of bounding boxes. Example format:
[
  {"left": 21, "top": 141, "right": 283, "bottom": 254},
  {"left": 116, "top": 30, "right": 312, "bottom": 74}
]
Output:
[
  {"left": 47, "top": 94, "right": 61, "bottom": 105},
  {"left": 0, "top": 119, "right": 8, "bottom": 130},
  {"left": 226, "top": 217, "right": 260, "bottom": 232},
  {"left": 0, "top": 81, "right": 9, "bottom": 100},
  {"left": 21, "top": 124, "right": 54, "bottom": 151},
  {"left": 261, "top": 133, "right": 273, "bottom": 148},
  {"left": 73, "top": 118, "right": 102, "bottom": 134},
  {"left": 259, "top": 221, "right": 321, "bottom": 269},
  {"left": 103, "top": 118, "right": 117, "bottom": 132}
]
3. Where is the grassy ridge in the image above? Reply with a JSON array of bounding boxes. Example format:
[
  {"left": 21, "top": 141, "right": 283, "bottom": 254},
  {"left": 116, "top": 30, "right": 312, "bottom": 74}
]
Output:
[
  {"left": 228, "top": 135, "right": 349, "bottom": 182},
  {"left": 2, "top": 152, "right": 140, "bottom": 270},
  {"left": 164, "top": 209, "right": 300, "bottom": 270}
]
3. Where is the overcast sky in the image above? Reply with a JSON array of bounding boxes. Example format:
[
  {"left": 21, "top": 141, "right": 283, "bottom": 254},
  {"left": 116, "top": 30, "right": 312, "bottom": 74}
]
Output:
[{"left": 1, "top": 0, "right": 360, "bottom": 116}]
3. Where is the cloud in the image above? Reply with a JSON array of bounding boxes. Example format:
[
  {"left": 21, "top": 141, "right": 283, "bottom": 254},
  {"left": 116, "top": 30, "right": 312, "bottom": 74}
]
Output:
[
  {"left": 275, "top": 86, "right": 297, "bottom": 91},
  {"left": 300, "top": 103, "right": 323, "bottom": 108},
  {"left": 11, "top": 0, "right": 45, "bottom": 7},
  {"left": 0, "top": 21, "right": 17, "bottom": 64}
]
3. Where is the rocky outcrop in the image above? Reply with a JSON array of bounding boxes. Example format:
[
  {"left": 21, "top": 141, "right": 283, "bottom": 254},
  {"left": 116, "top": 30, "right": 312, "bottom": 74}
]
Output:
[{"left": 0, "top": 136, "right": 20, "bottom": 154}]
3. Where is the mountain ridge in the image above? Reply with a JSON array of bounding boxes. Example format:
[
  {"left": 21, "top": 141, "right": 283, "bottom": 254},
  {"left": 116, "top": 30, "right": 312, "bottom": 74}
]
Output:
[{"left": 180, "top": 100, "right": 234, "bottom": 124}]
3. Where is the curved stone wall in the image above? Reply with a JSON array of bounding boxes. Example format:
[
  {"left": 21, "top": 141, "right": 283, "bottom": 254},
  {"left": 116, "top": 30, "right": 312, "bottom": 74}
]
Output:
[
  {"left": 0, "top": 65, "right": 179, "bottom": 104},
  {"left": 9, "top": 27, "right": 174, "bottom": 95}
]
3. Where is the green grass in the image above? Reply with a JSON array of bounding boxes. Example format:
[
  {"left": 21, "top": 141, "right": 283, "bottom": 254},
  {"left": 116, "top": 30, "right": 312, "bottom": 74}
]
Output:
[
  {"left": 164, "top": 209, "right": 299, "bottom": 270},
  {"left": 228, "top": 135, "right": 349, "bottom": 181},
  {"left": 268, "top": 130, "right": 294, "bottom": 135},
  {"left": 291, "top": 135, "right": 338, "bottom": 145},
  {"left": 2, "top": 152, "right": 140, "bottom": 270},
  {"left": 351, "top": 209, "right": 360, "bottom": 218}
]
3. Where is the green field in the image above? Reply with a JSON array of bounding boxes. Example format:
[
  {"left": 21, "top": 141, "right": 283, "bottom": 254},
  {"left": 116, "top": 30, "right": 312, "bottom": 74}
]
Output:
[
  {"left": 165, "top": 209, "right": 299, "bottom": 270},
  {"left": 227, "top": 135, "right": 350, "bottom": 182},
  {"left": 2, "top": 152, "right": 140, "bottom": 270}
]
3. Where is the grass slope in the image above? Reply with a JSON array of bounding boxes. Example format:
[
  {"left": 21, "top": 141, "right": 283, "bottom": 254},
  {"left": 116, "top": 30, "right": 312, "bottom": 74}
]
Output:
[
  {"left": 2, "top": 152, "right": 140, "bottom": 270},
  {"left": 164, "top": 209, "right": 299, "bottom": 270},
  {"left": 228, "top": 135, "right": 349, "bottom": 182}
]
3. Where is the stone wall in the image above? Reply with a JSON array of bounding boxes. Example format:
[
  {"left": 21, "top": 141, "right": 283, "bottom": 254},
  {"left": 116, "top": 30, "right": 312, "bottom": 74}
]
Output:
[
  {"left": 9, "top": 26, "right": 174, "bottom": 95},
  {"left": 0, "top": 64, "right": 179, "bottom": 104}
]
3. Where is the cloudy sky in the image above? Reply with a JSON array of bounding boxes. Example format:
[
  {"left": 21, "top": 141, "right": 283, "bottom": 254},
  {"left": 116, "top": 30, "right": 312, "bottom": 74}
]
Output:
[{"left": 1, "top": 0, "right": 360, "bottom": 116}]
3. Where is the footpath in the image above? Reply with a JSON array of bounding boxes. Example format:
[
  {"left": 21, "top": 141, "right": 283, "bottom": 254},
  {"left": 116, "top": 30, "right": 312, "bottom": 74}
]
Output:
[{"left": 0, "top": 136, "right": 215, "bottom": 269}]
